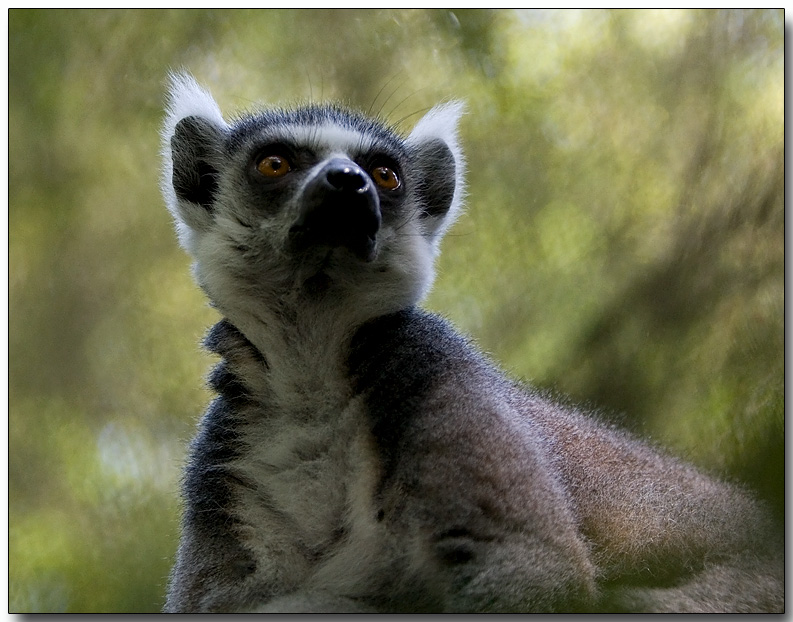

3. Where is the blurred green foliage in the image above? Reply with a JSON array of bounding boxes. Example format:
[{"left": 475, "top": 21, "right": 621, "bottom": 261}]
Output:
[{"left": 9, "top": 9, "right": 783, "bottom": 612}]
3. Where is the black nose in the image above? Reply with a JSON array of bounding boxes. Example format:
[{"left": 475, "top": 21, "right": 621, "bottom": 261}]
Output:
[
  {"left": 290, "top": 159, "right": 382, "bottom": 262},
  {"left": 326, "top": 166, "right": 369, "bottom": 193}
]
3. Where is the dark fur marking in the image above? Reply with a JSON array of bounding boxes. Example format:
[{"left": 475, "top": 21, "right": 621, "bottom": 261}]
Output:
[{"left": 349, "top": 307, "right": 482, "bottom": 491}]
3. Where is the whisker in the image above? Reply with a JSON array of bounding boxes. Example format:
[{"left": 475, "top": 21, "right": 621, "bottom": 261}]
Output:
[
  {"left": 375, "top": 76, "right": 410, "bottom": 120},
  {"left": 368, "top": 71, "right": 405, "bottom": 117},
  {"left": 392, "top": 205, "right": 426, "bottom": 232},
  {"left": 386, "top": 87, "right": 427, "bottom": 121},
  {"left": 304, "top": 66, "right": 313, "bottom": 103},
  {"left": 393, "top": 106, "right": 434, "bottom": 130}
]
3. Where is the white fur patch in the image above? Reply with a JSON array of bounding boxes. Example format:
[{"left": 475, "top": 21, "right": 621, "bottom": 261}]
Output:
[
  {"left": 407, "top": 101, "right": 466, "bottom": 151},
  {"left": 231, "top": 394, "right": 386, "bottom": 596},
  {"left": 163, "top": 71, "right": 228, "bottom": 139},
  {"left": 285, "top": 123, "right": 377, "bottom": 157}
]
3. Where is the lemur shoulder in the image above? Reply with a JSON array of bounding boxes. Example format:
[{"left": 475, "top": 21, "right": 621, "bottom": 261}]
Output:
[{"left": 161, "top": 72, "right": 783, "bottom": 613}]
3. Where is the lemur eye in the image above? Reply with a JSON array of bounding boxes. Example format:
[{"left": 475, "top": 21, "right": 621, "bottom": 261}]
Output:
[
  {"left": 256, "top": 154, "right": 291, "bottom": 178},
  {"left": 371, "top": 166, "right": 400, "bottom": 191}
]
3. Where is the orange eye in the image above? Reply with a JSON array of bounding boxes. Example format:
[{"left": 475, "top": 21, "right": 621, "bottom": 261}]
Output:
[
  {"left": 371, "top": 165, "right": 400, "bottom": 190},
  {"left": 256, "top": 154, "right": 291, "bottom": 178}
]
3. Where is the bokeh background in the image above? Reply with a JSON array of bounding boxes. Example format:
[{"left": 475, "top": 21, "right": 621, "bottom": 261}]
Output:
[{"left": 9, "top": 9, "right": 784, "bottom": 613}]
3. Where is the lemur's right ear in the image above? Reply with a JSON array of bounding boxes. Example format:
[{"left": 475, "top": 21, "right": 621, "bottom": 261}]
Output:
[{"left": 161, "top": 71, "right": 228, "bottom": 252}]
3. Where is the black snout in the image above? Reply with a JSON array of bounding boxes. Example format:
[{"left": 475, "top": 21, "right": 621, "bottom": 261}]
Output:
[
  {"left": 326, "top": 166, "right": 369, "bottom": 193},
  {"left": 290, "top": 159, "right": 382, "bottom": 262}
]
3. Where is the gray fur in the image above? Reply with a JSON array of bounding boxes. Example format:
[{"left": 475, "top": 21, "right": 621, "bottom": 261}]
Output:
[{"left": 161, "top": 72, "right": 783, "bottom": 613}]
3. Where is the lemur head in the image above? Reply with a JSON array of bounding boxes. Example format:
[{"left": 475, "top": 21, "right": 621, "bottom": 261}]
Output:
[{"left": 162, "top": 72, "right": 464, "bottom": 332}]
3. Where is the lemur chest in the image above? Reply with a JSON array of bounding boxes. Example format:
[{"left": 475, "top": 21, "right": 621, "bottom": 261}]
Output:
[{"left": 230, "top": 387, "right": 382, "bottom": 557}]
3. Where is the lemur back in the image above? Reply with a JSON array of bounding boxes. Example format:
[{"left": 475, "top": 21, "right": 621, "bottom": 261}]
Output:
[{"left": 161, "top": 72, "right": 783, "bottom": 613}]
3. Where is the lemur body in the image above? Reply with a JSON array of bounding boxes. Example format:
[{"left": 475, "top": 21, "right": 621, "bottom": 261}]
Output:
[{"left": 161, "top": 73, "right": 783, "bottom": 612}]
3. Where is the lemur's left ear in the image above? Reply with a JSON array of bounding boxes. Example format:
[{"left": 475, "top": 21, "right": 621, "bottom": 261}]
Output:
[
  {"left": 405, "top": 101, "right": 466, "bottom": 244},
  {"left": 161, "top": 71, "right": 229, "bottom": 253}
]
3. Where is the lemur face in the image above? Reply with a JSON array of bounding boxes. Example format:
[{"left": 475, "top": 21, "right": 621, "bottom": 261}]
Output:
[
  {"left": 163, "top": 74, "right": 464, "bottom": 318},
  {"left": 219, "top": 109, "right": 414, "bottom": 267}
]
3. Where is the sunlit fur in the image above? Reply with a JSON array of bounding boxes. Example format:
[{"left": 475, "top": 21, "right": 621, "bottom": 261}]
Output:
[{"left": 161, "top": 72, "right": 782, "bottom": 613}]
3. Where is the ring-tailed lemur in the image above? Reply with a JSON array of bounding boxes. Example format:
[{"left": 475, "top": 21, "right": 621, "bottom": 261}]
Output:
[{"left": 160, "top": 72, "right": 783, "bottom": 613}]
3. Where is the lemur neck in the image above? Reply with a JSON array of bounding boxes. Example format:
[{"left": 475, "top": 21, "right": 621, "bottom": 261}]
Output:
[{"left": 210, "top": 296, "right": 402, "bottom": 406}]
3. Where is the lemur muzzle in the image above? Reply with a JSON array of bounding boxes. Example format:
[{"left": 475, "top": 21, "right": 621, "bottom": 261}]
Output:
[{"left": 290, "top": 158, "right": 382, "bottom": 262}]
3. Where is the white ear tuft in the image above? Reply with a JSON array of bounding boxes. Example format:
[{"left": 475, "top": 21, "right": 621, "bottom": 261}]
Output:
[
  {"left": 163, "top": 70, "right": 228, "bottom": 140},
  {"left": 406, "top": 100, "right": 466, "bottom": 157},
  {"left": 161, "top": 71, "right": 229, "bottom": 254}
]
